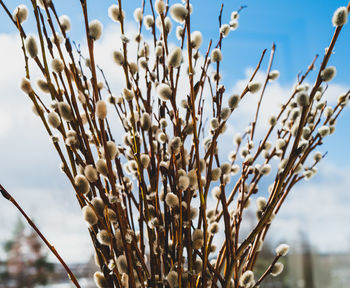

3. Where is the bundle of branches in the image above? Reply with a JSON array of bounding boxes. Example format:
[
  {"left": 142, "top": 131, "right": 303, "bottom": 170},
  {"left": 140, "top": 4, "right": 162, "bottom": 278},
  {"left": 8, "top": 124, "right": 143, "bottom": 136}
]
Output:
[{"left": 0, "top": 0, "right": 349, "bottom": 287}]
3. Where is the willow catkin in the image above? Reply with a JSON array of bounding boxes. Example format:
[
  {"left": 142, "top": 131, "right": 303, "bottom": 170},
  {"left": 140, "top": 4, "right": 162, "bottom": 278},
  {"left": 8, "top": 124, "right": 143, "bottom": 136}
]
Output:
[
  {"left": 155, "top": 0, "right": 165, "bottom": 15},
  {"left": 165, "top": 192, "right": 179, "bottom": 208},
  {"left": 58, "top": 102, "right": 73, "bottom": 121},
  {"left": 37, "top": 80, "right": 50, "bottom": 93},
  {"left": 82, "top": 205, "right": 98, "bottom": 226},
  {"left": 59, "top": 15, "right": 71, "bottom": 32},
  {"left": 96, "top": 159, "right": 108, "bottom": 177},
  {"left": 211, "top": 48, "right": 222, "bottom": 62},
  {"left": 167, "top": 47, "right": 183, "bottom": 68},
  {"left": 248, "top": 82, "right": 261, "bottom": 93},
  {"left": 320, "top": 66, "right": 336, "bottom": 82},
  {"left": 220, "top": 24, "right": 230, "bottom": 37},
  {"left": 192, "top": 229, "right": 204, "bottom": 249},
  {"left": 271, "top": 262, "right": 284, "bottom": 277},
  {"left": 51, "top": 58, "right": 64, "bottom": 73},
  {"left": 20, "top": 78, "right": 32, "bottom": 94},
  {"left": 275, "top": 243, "right": 289, "bottom": 256},
  {"left": 25, "top": 36, "right": 38, "bottom": 59},
  {"left": 170, "top": 4, "right": 188, "bottom": 23},
  {"left": 92, "top": 197, "right": 105, "bottom": 216},
  {"left": 332, "top": 6, "right": 348, "bottom": 27},
  {"left": 74, "top": 175, "right": 90, "bottom": 194},
  {"left": 113, "top": 51, "right": 124, "bottom": 65},
  {"left": 191, "top": 31, "right": 203, "bottom": 49},
  {"left": 157, "top": 83, "right": 172, "bottom": 101},
  {"left": 116, "top": 255, "right": 128, "bottom": 273},
  {"left": 12, "top": 5, "right": 28, "bottom": 23},
  {"left": 108, "top": 4, "right": 123, "bottom": 22},
  {"left": 93, "top": 271, "right": 108, "bottom": 288},
  {"left": 47, "top": 112, "right": 61, "bottom": 128},
  {"left": 133, "top": 8, "right": 143, "bottom": 22},
  {"left": 96, "top": 100, "right": 107, "bottom": 119},
  {"left": 89, "top": 20, "right": 103, "bottom": 40},
  {"left": 97, "top": 230, "right": 110, "bottom": 246},
  {"left": 239, "top": 271, "right": 255, "bottom": 288},
  {"left": 84, "top": 165, "right": 98, "bottom": 183},
  {"left": 144, "top": 15, "right": 155, "bottom": 30}
]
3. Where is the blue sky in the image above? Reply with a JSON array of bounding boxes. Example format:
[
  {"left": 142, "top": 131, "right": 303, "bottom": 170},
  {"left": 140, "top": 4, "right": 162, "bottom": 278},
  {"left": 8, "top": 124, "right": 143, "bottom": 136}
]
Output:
[
  {"left": 2, "top": 0, "right": 350, "bottom": 83},
  {"left": 0, "top": 0, "right": 350, "bottom": 263}
]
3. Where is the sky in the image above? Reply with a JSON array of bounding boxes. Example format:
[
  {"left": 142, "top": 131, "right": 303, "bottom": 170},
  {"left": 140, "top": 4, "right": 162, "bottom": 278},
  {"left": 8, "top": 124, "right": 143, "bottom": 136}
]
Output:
[{"left": 0, "top": 0, "right": 349, "bottom": 265}]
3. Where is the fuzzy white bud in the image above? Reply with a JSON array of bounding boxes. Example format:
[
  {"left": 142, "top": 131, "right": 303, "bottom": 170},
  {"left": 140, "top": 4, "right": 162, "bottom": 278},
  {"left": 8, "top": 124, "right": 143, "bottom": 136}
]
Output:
[
  {"left": 248, "top": 82, "right": 261, "bottom": 93},
  {"left": 74, "top": 175, "right": 90, "bottom": 194},
  {"left": 113, "top": 51, "right": 124, "bottom": 66},
  {"left": 170, "top": 4, "right": 188, "bottom": 23},
  {"left": 192, "top": 229, "right": 204, "bottom": 249},
  {"left": 269, "top": 70, "right": 280, "bottom": 80},
  {"left": 165, "top": 192, "right": 179, "bottom": 208},
  {"left": 123, "top": 88, "right": 134, "bottom": 101},
  {"left": 133, "top": 8, "right": 143, "bottom": 22},
  {"left": 276, "top": 243, "right": 289, "bottom": 256},
  {"left": 20, "top": 78, "right": 32, "bottom": 94},
  {"left": 26, "top": 36, "right": 38, "bottom": 59},
  {"left": 320, "top": 66, "right": 336, "bottom": 82},
  {"left": 89, "top": 20, "right": 103, "bottom": 40},
  {"left": 332, "top": 7, "right": 348, "bottom": 27},
  {"left": 13, "top": 5, "right": 28, "bottom": 23},
  {"left": 144, "top": 15, "right": 155, "bottom": 30},
  {"left": 58, "top": 102, "right": 73, "bottom": 121},
  {"left": 155, "top": 0, "right": 166, "bottom": 14},
  {"left": 96, "top": 100, "right": 107, "bottom": 119},
  {"left": 239, "top": 270, "right": 254, "bottom": 288},
  {"left": 296, "top": 92, "right": 309, "bottom": 107},
  {"left": 191, "top": 31, "right": 203, "bottom": 49},
  {"left": 271, "top": 262, "right": 284, "bottom": 277},
  {"left": 97, "top": 230, "right": 110, "bottom": 246},
  {"left": 82, "top": 205, "right": 98, "bottom": 226},
  {"left": 167, "top": 47, "right": 183, "bottom": 68},
  {"left": 84, "top": 165, "right": 99, "bottom": 182},
  {"left": 108, "top": 4, "right": 124, "bottom": 22},
  {"left": 93, "top": 271, "right": 108, "bottom": 288},
  {"left": 157, "top": 83, "right": 172, "bottom": 101},
  {"left": 228, "top": 94, "right": 240, "bottom": 109},
  {"left": 59, "top": 15, "right": 71, "bottom": 32},
  {"left": 47, "top": 111, "right": 61, "bottom": 128},
  {"left": 220, "top": 24, "right": 230, "bottom": 37},
  {"left": 211, "top": 48, "right": 222, "bottom": 62}
]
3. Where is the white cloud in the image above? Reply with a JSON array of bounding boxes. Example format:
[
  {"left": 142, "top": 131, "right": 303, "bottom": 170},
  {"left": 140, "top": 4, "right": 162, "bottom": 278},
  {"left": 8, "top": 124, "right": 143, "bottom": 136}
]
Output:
[{"left": 270, "top": 161, "right": 350, "bottom": 253}]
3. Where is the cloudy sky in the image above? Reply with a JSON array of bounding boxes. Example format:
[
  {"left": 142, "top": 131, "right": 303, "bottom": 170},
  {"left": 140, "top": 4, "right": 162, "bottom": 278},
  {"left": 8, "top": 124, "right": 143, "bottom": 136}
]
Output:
[{"left": 0, "top": 0, "right": 350, "bottom": 264}]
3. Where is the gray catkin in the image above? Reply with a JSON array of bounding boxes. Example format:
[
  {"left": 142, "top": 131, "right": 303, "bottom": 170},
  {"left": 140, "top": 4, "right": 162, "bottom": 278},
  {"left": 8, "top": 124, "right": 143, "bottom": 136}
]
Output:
[
  {"left": 26, "top": 36, "right": 38, "bottom": 58},
  {"left": 96, "top": 159, "right": 108, "bottom": 177},
  {"left": 93, "top": 271, "right": 108, "bottom": 288},
  {"left": 74, "top": 175, "right": 90, "bottom": 194},
  {"left": 59, "top": 15, "right": 71, "bottom": 32},
  {"left": 167, "top": 47, "right": 183, "bottom": 68},
  {"left": 92, "top": 197, "right": 105, "bottom": 216},
  {"left": 51, "top": 58, "right": 64, "bottom": 73},
  {"left": 47, "top": 111, "right": 61, "bottom": 128},
  {"left": 82, "top": 205, "right": 98, "bottom": 226},
  {"left": 113, "top": 51, "right": 124, "bottom": 65},
  {"left": 58, "top": 102, "right": 73, "bottom": 121},
  {"left": 84, "top": 165, "right": 98, "bottom": 182},
  {"left": 88, "top": 20, "right": 103, "bottom": 40},
  {"left": 96, "top": 100, "right": 107, "bottom": 119},
  {"left": 12, "top": 5, "right": 28, "bottom": 23},
  {"left": 117, "top": 255, "right": 128, "bottom": 273},
  {"left": 332, "top": 6, "right": 348, "bottom": 27}
]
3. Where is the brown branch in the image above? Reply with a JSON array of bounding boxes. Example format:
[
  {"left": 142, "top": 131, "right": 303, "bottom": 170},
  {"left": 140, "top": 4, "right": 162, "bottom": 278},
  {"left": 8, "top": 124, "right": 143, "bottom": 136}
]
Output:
[{"left": 0, "top": 184, "right": 81, "bottom": 288}]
